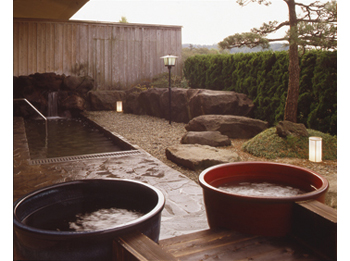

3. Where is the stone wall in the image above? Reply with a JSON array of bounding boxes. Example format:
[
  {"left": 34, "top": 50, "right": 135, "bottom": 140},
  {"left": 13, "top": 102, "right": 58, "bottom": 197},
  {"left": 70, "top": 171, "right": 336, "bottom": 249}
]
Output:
[
  {"left": 14, "top": 73, "right": 94, "bottom": 118},
  {"left": 14, "top": 73, "right": 255, "bottom": 123},
  {"left": 111, "top": 87, "right": 254, "bottom": 123}
]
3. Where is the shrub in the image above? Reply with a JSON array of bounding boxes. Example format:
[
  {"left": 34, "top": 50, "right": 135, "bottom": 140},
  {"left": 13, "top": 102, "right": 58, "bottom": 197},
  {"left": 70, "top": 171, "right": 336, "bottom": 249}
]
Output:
[
  {"left": 183, "top": 50, "right": 337, "bottom": 135},
  {"left": 242, "top": 127, "right": 337, "bottom": 160}
]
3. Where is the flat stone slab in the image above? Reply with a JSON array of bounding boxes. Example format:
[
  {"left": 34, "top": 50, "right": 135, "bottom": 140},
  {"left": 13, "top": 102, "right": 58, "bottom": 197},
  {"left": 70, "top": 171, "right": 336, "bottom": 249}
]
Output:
[
  {"left": 166, "top": 144, "right": 240, "bottom": 171},
  {"left": 185, "top": 115, "right": 268, "bottom": 139},
  {"left": 181, "top": 131, "right": 231, "bottom": 147}
]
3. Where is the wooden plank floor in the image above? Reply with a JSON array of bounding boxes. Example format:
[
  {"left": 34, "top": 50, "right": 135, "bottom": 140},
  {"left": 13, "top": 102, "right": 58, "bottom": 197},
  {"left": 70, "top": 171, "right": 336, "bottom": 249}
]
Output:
[
  {"left": 159, "top": 229, "right": 332, "bottom": 261},
  {"left": 16, "top": 227, "right": 334, "bottom": 260}
]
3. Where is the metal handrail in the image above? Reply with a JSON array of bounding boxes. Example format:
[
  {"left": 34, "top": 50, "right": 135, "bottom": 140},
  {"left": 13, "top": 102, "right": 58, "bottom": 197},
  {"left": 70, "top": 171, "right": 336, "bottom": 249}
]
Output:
[
  {"left": 14, "top": 98, "right": 48, "bottom": 150},
  {"left": 13, "top": 98, "right": 47, "bottom": 121}
]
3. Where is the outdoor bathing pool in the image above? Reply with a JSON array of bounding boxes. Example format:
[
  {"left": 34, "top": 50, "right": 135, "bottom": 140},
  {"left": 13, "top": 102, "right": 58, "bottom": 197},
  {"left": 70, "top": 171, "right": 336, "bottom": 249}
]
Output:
[{"left": 24, "top": 117, "right": 138, "bottom": 164}]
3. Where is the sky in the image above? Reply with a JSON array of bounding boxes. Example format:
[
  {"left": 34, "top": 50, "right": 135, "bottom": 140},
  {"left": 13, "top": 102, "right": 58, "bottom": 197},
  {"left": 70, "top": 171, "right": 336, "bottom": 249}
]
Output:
[{"left": 70, "top": 0, "right": 329, "bottom": 45}]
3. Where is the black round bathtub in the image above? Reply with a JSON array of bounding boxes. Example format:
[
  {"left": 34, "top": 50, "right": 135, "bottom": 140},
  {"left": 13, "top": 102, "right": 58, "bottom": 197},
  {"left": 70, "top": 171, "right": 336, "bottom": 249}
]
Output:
[{"left": 13, "top": 179, "right": 165, "bottom": 260}]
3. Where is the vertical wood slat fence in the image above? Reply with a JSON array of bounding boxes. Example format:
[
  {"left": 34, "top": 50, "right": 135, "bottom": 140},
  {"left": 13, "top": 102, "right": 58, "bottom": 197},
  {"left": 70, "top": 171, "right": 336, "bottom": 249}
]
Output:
[{"left": 13, "top": 18, "right": 182, "bottom": 90}]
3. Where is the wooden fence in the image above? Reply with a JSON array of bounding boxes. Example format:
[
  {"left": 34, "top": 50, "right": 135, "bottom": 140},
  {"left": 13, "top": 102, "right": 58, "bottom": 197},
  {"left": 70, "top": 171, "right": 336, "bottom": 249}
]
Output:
[{"left": 13, "top": 18, "right": 182, "bottom": 90}]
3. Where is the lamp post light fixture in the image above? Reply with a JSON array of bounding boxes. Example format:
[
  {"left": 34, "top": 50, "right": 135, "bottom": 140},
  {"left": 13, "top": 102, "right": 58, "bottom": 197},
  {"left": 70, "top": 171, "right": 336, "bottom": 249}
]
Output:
[{"left": 160, "top": 55, "right": 178, "bottom": 124}]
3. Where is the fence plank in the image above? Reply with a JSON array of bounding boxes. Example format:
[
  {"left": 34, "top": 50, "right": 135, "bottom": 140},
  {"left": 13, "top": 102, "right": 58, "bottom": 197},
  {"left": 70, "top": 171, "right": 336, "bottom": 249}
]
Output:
[
  {"left": 111, "top": 26, "right": 119, "bottom": 88},
  {"left": 78, "top": 24, "right": 88, "bottom": 76},
  {"left": 54, "top": 23, "right": 63, "bottom": 74},
  {"left": 63, "top": 23, "right": 73, "bottom": 75},
  {"left": 88, "top": 24, "right": 96, "bottom": 81},
  {"left": 71, "top": 23, "right": 78, "bottom": 75},
  {"left": 105, "top": 26, "right": 112, "bottom": 89},
  {"left": 45, "top": 22, "right": 54, "bottom": 72},
  {"left": 18, "top": 22, "right": 28, "bottom": 76},
  {"left": 37, "top": 22, "right": 46, "bottom": 73},
  {"left": 27, "top": 22, "right": 36, "bottom": 74},
  {"left": 13, "top": 22, "right": 19, "bottom": 76}
]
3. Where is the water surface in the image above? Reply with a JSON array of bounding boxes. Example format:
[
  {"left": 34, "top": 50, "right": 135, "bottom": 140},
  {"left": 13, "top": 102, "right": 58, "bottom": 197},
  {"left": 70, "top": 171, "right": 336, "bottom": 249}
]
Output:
[
  {"left": 217, "top": 181, "right": 306, "bottom": 197},
  {"left": 25, "top": 118, "right": 122, "bottom": 159},
  {"left": 69, "top": 208, "right": 144, "bottom": 232}
]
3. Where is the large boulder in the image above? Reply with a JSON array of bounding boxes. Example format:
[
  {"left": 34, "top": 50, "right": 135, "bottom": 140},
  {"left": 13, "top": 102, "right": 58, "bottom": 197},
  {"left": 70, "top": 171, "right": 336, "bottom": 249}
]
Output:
[
  {"left": 123, "top": 88, "right": 254, "bottom": 123},
  {"left": 188, "top": 89, "right": 253, "bottom": 118},
  {"left": 13, "top": 73, "right": 96, "bottom": 118},
  {"left": 14, "top": 73, "right": 62, "bottom": 99},
  {"left": 166, "top": 144, "right": 240, "bottom": 170},
  {"left": 139, "top": 88, "right": 167, "bottom": 118},
  {"left": 185, "top": 115, "right": 268, "bottom": 139},
  {"left": 276, "top": 121, "right": 308, "bottom": 137},
  {"left": 123, "top": 87, "right": 143, "bottom": 115},
  {"left": 181, "top": 131, "right": 231, "bottom": 147},
  {"left": 31, "top": 72, "right": 63, "bottom": 91},
  {"left": 63, "top": 75, "right": 94, "bottom": 97},
  {"left": 160, "top": 88, "right": 197, "bottom": 123},
  {"left": 59, "top": 93, "right": 86, "bottom": 116},
  {"left": 88, "top": 90, "right": 126, "bottom": 111}
]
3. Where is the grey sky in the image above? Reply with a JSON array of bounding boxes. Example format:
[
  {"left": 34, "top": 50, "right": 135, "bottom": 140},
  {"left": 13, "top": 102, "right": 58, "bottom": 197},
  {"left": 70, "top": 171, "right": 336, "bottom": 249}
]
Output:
[{"left": 71, "top": 0, "right": 326, "bottom": 45}]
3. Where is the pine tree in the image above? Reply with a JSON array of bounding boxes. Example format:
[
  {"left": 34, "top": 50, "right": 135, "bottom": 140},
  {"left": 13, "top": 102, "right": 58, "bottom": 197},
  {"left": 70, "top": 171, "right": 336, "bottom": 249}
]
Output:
[{"left": 218, "top": 0, "right": 337, "bottom": 123}]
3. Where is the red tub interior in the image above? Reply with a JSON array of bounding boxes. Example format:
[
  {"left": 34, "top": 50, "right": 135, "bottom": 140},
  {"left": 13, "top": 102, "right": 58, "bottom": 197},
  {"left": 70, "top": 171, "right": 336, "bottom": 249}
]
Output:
[{"left": 199, "top": 162, "right": 329, "bottom": 236}]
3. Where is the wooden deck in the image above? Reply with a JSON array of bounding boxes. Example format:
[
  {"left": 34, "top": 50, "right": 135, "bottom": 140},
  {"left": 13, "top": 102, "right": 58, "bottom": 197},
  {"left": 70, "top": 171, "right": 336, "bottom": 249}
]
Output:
[
  {"left": 160, "top": 229, "right": 332, "bottom": 261},
  {"left": 114, "top": 200, "right": 336, "bottom": 261},
  {"left": 115, "top": 228, "right": 333, "bottom": 261}
]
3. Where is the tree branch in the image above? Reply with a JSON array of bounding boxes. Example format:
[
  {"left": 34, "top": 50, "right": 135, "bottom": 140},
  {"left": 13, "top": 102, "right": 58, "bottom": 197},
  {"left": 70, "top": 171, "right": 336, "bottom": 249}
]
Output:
[
  {"left": 237, "top": 0, "right": 271, "bottom": 7},
  {"left": 218, "top": 32, "right": 270, "bottom": 49},
  {"left": 251, "top": 20, "right": 290, "bottom": 36},
  {"left": 297, "top": 18, "right": 337, "bottom": 23},
  {"left": 296, "top": 0, "right": 337, "bottom": 22},
  {"left": 266, "top": 38, "right": 289, "bottom": 43},
  {"left": 220, "top": 0, "right": 337, "bottom": 51}
]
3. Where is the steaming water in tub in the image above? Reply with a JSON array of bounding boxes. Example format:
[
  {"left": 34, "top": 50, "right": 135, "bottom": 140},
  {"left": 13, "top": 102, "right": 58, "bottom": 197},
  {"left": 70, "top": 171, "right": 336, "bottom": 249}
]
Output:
[
  {"left": 69, "top": 208, "right": 144, "bottom": 232},
  {"left": 217, "top": 181, "right": 307, "bottom": 197},
  {"left": 22, "top": 206, "right": 145, "bottom": 232}
]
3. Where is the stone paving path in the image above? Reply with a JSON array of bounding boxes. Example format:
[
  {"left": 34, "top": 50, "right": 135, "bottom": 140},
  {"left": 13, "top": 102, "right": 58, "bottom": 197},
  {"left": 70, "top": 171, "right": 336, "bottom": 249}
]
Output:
[{"left": 13, "top": 117, "right": 209, "bottom": 240}]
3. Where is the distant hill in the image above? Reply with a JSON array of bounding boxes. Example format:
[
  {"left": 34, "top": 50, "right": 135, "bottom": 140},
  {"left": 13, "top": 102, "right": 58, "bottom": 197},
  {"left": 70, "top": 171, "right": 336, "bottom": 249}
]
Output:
[{"left": 182, "top": 43, "right": 289, "bottom": 53}]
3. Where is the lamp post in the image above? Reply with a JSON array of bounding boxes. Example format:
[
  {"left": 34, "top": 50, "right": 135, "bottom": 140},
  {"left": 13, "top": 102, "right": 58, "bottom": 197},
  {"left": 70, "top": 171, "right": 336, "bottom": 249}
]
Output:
[
  {"left": 309, "top": 136, "right": 322, "bottom": 162},
  {"left": 160, "top": 55, "right": 177, "bottom": 124},
  {"left": 116, "top": 101, "right": 123, "bottom": 112}
]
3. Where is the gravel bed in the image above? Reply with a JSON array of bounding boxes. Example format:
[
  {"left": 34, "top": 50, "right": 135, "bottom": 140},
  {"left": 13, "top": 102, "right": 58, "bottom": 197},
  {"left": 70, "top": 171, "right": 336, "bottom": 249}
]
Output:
[
  {"left": 83, "top": 111, "right": 337, "bottom": 208},
  {"left": 83, "top": 111, "right": 199, "bottom": 181}
]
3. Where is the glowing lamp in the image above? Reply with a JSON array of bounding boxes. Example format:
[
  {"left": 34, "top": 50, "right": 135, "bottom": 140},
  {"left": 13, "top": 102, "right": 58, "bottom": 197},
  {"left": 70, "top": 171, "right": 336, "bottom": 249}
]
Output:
[
  {"left": 116, "top": 101, "right": 123, "bottom": 112},
  {"left": 160, "top": 55, "right": 178, "bottom": 124},
  {"left": 309, "top": 137, "right": 322, "bottom": 162},
  {"left": 160, "top": 55, "right": 178, "bottom": 67}
]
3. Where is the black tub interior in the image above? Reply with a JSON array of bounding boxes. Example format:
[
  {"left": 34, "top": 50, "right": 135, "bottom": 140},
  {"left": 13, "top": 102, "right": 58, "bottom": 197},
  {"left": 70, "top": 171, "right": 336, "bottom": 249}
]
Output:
[
  {"left": 15, "top": 180, "right": 160, "bottom": 232},
  {"left": 14, "top": 180, "right": 165, "bottom": 260}
]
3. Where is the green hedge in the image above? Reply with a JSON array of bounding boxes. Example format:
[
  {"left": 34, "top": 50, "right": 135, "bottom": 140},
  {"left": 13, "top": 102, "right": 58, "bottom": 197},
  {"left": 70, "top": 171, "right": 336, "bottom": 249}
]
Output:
[{"left": 183, "top": 50, "right": 337, "bottom": 135}]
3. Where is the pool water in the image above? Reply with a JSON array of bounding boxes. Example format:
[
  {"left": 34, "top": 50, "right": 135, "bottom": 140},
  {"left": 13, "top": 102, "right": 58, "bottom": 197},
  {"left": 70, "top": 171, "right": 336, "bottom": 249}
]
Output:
[
  {"left": 24, "top": 118, "right": 123, "bottom": 159},
  {"left": 69, "top": 208, "right": 144, "bottom": 232},
  {"left": 217, "top": 181, "right": 307, "bottom": 197}
]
